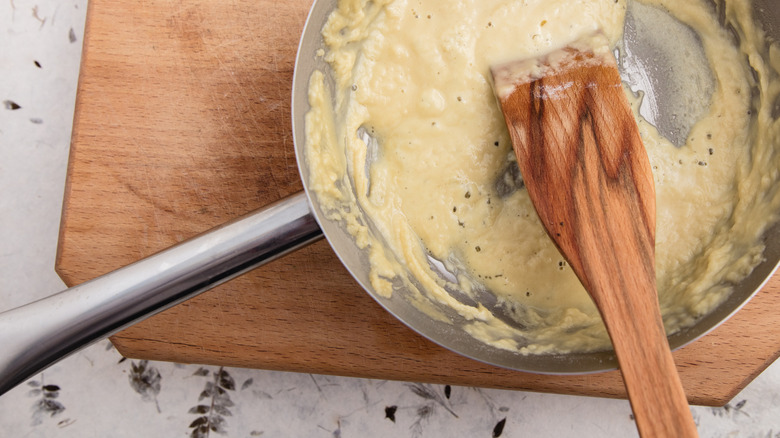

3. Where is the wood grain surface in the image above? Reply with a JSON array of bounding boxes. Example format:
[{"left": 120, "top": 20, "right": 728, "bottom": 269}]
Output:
[{"left": 56, "top": 0, "right": 780, "bottom": 407}]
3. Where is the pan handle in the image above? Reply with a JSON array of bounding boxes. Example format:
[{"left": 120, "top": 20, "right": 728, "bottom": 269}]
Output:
[{"left": 0, "top": 191, "right": 322, "bottom": 396}]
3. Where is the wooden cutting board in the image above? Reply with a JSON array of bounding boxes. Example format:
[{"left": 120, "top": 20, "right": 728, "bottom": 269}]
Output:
[{"left": 56, "top": 0, "right": 780, "bottom": 407}]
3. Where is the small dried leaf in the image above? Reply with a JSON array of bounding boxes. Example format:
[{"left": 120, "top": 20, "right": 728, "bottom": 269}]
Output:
[
  {"left": 408, "top": 383, "right": 436, "bottom": 401},
  {"left": 210, "top": 416, "right": 227, "bottom": 433},
  {"left": 252, "top": 390, "right": 272, "bottom": 400},
  {"left": 241, "top": 378, "right": 254, "bottom": 390},
  {"left": 417, "top": 404, "right": 433, "bottom": 420},
  {"left": 192, "top": 367, "right": 210, "bottom": 377},
  {"left": 37, "top": 398, "right": 65, "bottom": 416},
  {"left": 57, "top": 418, "right": 75, "bottom": 428},
  {"left": 198, "top": 389, "right": 212, "bottom": 401},
  {"left": 218, "top": 371, "right": 236, "bottom": 391},
  {"left": 191, "top": 424, "right": 209, "bottom": 438},
  {"left": 213, "top": 405, "right": 232, "bottom": 417},
  {"left": 492, "top": 418, "right": 507, "bottom": 437},
  {"left": 43, "top": 385, "right": 60, "bottom": 392},
  {"left": 189, "top": 416, "right": 208, "bottom": 428},
  {"left": 3, "top": 100, "right": 21, "bottom": 110},
  {"left": 444, "top": 385, "right": 451, "bottom": 399},
  {"left": 215, "top": 393, "right": 234, "bottom": 408},
  {"left": 385, "top": 406, "right": 397, "bottom": 422},
  {"left": 27, "top": 380, "right": 41, "bottom": 387},
  {"left": 28, "top": 389, "right": 42, "bottom": 397},
  {"left": 188, "top": 405, "right": 210, "bottom": 414}
]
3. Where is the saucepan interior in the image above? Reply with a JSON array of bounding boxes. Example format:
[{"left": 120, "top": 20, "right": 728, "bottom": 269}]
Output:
[{"left": 292, "top": 0, "right": 780, "bottom": 374}]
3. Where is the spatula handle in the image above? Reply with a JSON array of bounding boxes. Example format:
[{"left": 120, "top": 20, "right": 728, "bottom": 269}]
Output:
[
  {"left": 492, "top": 45, "right": 698, "bottom": 437},
  {"left": 596, "top": 281, "right": 698, "bottom": 438}
]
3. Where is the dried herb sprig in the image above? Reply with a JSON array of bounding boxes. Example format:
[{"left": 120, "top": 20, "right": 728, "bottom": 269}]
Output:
[
  {"left": 28, "top": 375, "right": 65, "bottom": 426},
  {"left": 410, "top": 404, "right": 434, "bottom": 437},
  {"left": 129, "top": 360, "right": 162, "bottom": 413},
  {"left": 406, "top": 383, "right": 458, "bottom": 418},
  {"left": 188, "top": 367, "right": 236, "bottom": 438},
  {"left": 710, "top": 399, "right": 749, "bottom": 418},
  {"left": 404, "top": 383, "right": 459, "bottom": 438}
]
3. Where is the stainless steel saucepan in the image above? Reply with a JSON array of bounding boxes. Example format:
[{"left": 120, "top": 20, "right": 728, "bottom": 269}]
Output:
[{"left": 2, "top": 0, "right": 779, "bottom": 396}]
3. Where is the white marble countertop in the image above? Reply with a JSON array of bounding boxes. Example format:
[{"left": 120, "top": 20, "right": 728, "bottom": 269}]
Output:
[{"left": 1, "top": 1, "right": 779, "bottom": 436}]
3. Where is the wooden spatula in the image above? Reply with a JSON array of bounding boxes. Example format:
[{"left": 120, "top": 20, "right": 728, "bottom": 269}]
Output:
[{"left": 491, "top": 43, "right": 698, "bottom": 438}]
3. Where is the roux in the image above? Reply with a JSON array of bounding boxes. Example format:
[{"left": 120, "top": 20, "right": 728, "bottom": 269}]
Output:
[{"left": 305, "top": 0, "right": 780, "bottom": 354}]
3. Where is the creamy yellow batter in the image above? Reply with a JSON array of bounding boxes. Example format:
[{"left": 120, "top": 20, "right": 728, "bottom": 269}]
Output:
[{"left": 305, "top": 0, "right": 780, "bottom": 354}]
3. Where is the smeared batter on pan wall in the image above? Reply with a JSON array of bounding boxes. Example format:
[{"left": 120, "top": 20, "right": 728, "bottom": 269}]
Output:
[{"left": 306, "top": 0, "right": 780, "bottom": 354}]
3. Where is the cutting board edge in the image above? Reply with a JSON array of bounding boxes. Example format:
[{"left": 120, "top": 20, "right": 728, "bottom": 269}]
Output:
[
  {"left": 108, "top": 322, "right": 766, "bottom": 408},
  {"left": 55, "top": 0, "right": 98, "bottom": 289},
  {"left": 110, "top": 332, "right": 744, "bottom": 407}
]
